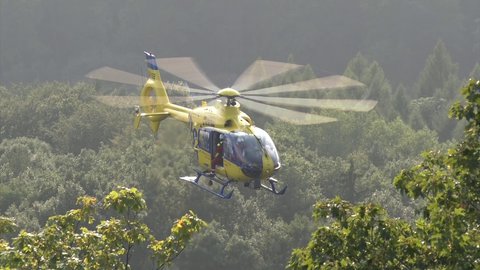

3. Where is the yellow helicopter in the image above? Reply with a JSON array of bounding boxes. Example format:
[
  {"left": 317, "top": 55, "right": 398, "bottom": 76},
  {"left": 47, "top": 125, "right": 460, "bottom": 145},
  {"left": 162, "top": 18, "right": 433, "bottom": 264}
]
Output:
[{"left": 87, "top": 51, "right": 377, "bottom": 199}]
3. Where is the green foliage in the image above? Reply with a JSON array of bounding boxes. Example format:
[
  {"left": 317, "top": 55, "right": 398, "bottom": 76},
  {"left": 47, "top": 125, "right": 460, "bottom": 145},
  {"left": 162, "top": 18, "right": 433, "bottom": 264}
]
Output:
[
  {"left": 104, "top": 187, "right": 147, "bottom": 214},
  {"left": 344, "top": 53, "right": 396, "bottom": 120},
  {"left": 288, "top": 197, "right": 413, "bottom": 269},
  {"left": 392, "top": 84, "right": 409, "bottom": 121},
  {"left": 265, "top": 111, "right": 437, "bottom": 208},
  {"left": 416, "top": 40, "right": 458, "bottom": 98},
  {"left": 0, "top": 39, "right": 472, "bottom": 269},
  {"left": 0, "top": 217, "right": 17, "bottom": 235},
  {"left": 0, "top": 82, "right": 127, "bottom": 154},
  {"left": 394, "top": 79, "right": 480, "bottom": 268},
  {"left": 288, "top": 80, "right": 480, "bottom": 269},
  {"left": 150, "top": 211, "right": 207, "bottom": 269},
  {"left": 408, "top": 40, "right": 462, "bottom": 140},
  {"left": 0, "top": 137, "right": 86, "bottom": 230},
  {"left": 0, "top": 186, "right": 206, "bottom": 269}
]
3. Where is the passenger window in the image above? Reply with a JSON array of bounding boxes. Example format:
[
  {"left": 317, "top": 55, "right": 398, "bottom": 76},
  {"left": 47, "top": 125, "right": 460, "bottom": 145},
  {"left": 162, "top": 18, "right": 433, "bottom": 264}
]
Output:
[{"left": 198, "top": 129, "right": 210, "bottom": 150}]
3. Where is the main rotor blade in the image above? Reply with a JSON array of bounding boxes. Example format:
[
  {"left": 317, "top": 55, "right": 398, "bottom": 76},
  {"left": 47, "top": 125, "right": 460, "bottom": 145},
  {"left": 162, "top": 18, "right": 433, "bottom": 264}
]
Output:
[
  {"left": 246, "top": 96, "right": 377, "bottom": 112},
  {"left": 238, "top": 98, "right": 337, "bottom": 125},
  {"left": 86, "top": 67, "right": 212, "bottom": 95},
  {"left": 242, "top": 76, "right": 364, "bottom": 96},
  {"left": 163, "top": 82, "right": 217, "bottom": 95},
  {"left": 232, "top": 60, "right": 303, "bottom": 91},
  {"left": 156, "top": 57, "right": 219, "bottom": 91},
  {"left": 86, "top": 66, "right": 146, "bottom": 86},
  {"left": 94, "top": 95, "right": 216, "bottom": 108}
]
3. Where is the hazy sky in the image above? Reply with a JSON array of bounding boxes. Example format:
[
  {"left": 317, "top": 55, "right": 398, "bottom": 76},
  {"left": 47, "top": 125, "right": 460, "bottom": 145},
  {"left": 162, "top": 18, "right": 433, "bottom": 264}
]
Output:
[{"left": 1, "top": 0, "right": 479, "bottom": 85}]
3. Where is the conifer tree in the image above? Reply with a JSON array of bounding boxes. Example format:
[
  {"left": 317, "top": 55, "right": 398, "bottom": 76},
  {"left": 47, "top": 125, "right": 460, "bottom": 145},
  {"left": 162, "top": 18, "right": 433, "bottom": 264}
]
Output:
[
  {"left": 416, "top": 40, "right": 458, "bottom": 98},
  {"left": 393, "top": 84, "right": 409, "bottom": 121},
  {"left": 344, "top": 53, "right": 396, "bottom": 120},
  {"left": 409, "top": 41, "right": 461, "bottom": 140}
]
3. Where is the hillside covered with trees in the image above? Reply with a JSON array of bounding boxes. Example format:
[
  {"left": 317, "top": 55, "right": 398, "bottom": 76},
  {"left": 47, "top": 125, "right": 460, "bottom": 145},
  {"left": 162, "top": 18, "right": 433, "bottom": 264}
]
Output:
[
  {"left": 1, "top": 0, "right": 479, "bottom": 269},
  {"left": 1, "top": 41, "right": 479, "bottom": 268}
]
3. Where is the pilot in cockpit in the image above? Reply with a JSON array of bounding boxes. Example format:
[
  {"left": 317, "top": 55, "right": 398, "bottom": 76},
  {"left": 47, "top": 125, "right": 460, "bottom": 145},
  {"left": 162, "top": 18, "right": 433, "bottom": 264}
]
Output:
[{"left": 233, "top": 137, "right": 247, "bottom": 164}]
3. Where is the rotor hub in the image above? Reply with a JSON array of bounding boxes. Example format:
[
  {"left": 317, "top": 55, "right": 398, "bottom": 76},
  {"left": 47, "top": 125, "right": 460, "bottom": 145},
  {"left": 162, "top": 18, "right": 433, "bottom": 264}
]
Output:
[
  {"left": 218, "top": 88, "right": 241, "bottom": 106},
  {"left": 218, "top": 88, "right": 240, "bottom": 98}
]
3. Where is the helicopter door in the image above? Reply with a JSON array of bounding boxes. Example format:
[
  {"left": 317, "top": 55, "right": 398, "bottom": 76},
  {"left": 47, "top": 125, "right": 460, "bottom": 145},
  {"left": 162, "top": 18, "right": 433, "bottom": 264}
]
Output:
[
  {"left": 211, "top": 132, "right": 224, "bottom": 169},
  {"left": 196, "top": 128, "right": 212, "bottom": 169},
  {"left": 196, "top": 128, "right": 225, "bottom": 170}
]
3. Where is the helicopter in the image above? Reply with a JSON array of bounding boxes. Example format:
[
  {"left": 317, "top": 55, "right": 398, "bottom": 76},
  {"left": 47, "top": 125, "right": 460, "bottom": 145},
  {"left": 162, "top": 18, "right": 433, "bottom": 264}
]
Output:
[{"left": 87, "top": 51, "right": 377, "bottom": 199}]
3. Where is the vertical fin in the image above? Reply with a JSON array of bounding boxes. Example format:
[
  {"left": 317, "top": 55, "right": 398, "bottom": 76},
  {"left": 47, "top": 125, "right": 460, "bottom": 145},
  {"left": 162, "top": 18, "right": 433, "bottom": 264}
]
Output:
[
  {"left": 134, "top": 52, "right": 172, "bottom": 136},
  {"left": 145, "top": 51, "right": 161, "bottom": 80}
]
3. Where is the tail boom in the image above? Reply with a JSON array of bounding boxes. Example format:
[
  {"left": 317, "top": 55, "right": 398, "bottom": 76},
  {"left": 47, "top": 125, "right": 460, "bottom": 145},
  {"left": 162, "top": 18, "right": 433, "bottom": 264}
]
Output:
[{"left": 135, "top": 51, "right": 192, "bottom": 135}]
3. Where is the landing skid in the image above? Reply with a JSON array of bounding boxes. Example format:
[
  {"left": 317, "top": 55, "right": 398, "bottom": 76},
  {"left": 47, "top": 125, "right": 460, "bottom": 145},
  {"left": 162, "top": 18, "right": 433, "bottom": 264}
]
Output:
[
  {"left": 180, "top": 170, "right": 234, "bottom": 199},
  {"left": 180, "top": 171, "right": 287, "bottom": 199},
  {"left": 261, "top": 177, "right": 287, "bottom": 195}
]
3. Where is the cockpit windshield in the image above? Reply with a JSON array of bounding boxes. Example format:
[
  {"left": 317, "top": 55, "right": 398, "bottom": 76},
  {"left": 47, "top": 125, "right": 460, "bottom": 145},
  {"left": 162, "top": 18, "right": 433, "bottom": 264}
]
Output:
[
  {"left": 223, "top": 127, "right": 281, "bottom": 173},
  {"left": 223, "top": 132, "right": 263, "bottom": 169},
  {"left": 252, "top": 127, "right": 281, "bottom": 168}
]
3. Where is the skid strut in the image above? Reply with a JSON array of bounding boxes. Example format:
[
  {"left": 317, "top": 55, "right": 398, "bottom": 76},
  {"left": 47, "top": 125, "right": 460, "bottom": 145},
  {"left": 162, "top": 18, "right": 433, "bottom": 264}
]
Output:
[
  {"left": 180, "top": 170, "right": 234, "bottom": 199},
  {"left": 261, "top": 177, "right": 287, "bottom": 195}
]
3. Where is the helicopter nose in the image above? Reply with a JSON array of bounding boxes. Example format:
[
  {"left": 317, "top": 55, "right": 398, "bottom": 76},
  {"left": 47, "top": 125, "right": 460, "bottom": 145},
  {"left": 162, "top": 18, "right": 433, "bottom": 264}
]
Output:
[
  {"left": 241, "top": 164, "right": 262, "bottom": 179},
  {"left": 261, "top": 154, "right": 276, "bottom": 179}
]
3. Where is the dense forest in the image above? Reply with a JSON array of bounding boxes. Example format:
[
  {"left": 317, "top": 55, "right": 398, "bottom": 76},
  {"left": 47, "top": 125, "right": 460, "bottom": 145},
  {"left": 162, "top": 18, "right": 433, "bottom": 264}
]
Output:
[{"left": 1, "top": 0, "right": 480, "bottom": 269}]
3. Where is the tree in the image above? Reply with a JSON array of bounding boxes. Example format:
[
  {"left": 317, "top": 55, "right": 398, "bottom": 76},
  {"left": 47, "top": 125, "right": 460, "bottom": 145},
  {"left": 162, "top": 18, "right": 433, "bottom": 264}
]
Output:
[
  {"left": 392, "top": 84, "right": 409, "bottom": 121},
  {"left": 408, "top": 41, "right": 461, "bottom": 140},
  {"left": 288, "top": 197, "right": 415, "bottom": 269},
  {"left": 395, "top": 79, "right": 480, "bottom": 267},
  {"left": 344, "top": 53, "right": 397, "bottom": 120},
  {"left": 288, "top": 80, "right": 480, "bottom": 269},
  {"left": 0, "top": 186, "right": 206, "bottom": 269},
  {"left": 416, "top": 40, "right": 459, "bottom": 99},
  {"left": 0, "top": 82, "right": 127, "bottom": 154}
]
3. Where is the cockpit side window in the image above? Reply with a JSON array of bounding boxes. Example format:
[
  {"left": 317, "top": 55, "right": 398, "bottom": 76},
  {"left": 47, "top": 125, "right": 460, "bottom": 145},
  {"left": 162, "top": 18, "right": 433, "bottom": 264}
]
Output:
[
  {"left": 223, "top": 137, "right": 235, "bottom": 161},
  {"left": 198, "top": 129, "right": 210, "bottom": 151}
]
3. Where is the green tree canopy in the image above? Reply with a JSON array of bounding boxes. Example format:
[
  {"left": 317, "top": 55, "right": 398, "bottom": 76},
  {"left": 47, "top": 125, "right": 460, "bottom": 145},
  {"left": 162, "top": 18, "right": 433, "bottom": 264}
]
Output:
[
  {"left": 288, "top": 80, "right": 480, "bottom": 269},
  {"left": 0, "top": 186, "right": 206, "bottom": 269}
]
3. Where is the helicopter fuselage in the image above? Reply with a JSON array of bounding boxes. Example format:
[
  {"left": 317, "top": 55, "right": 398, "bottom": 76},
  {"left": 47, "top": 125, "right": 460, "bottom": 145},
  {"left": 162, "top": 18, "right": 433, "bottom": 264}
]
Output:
[
  {"left": 189, "top": 100, "right": 281, "bottom": 185},
  {"left": 135, "top": 52, "right": 285, "bottom": 197}
]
